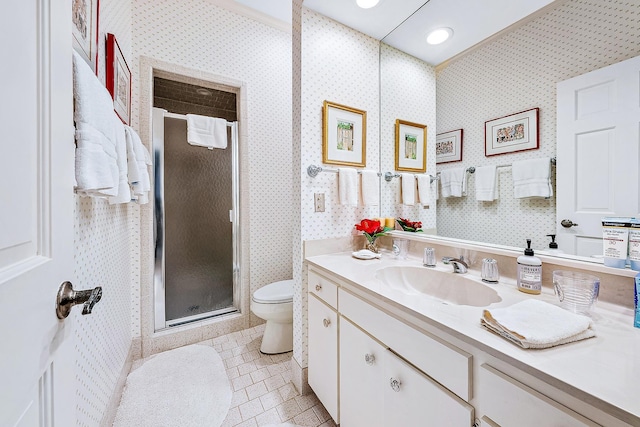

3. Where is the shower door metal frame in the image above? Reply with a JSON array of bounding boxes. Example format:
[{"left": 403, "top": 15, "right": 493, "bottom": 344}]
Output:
[{"left": 153, "top": 108, "right": 240, "bottom": 330}]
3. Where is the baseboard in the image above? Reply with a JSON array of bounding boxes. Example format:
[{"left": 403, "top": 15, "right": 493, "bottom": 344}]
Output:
[
  {"left": 291, "top": 356, "right": 312, "bottom": 395},
  {"left": 100, "top": 337, "right": 141, "bottom": 426}
]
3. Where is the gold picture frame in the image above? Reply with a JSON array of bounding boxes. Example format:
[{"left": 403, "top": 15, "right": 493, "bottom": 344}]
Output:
[
  {"left": 395, "top": 119, "right": 427, "bottom": 172},
  {"left": 322, "top": 101, "right": 367, "bottom": 167}
]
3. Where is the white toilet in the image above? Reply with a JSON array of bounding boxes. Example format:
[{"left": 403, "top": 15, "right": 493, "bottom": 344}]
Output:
[{"left": 250, "top": 279, "right": 294, "bottom": 354}]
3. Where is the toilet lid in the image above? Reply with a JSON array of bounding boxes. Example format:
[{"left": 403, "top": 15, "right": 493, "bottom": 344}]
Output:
[{"left": 252, "top": 279, "right": 294, "bottom": 304}]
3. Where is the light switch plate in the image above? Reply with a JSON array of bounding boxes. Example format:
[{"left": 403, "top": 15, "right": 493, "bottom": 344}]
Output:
[{"left": 314, "top": 193, "right": 325, "bottom": 212}]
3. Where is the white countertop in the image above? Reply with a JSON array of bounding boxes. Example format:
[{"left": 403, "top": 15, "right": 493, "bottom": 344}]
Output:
[{"left": 306, "top": 251, "right": 640, "bottom": 424}]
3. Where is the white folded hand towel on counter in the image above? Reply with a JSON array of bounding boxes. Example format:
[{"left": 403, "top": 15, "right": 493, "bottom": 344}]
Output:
[
  {"left": 440, "top": 167, "right": 466, "bottom": 198},
  {"left": 481, "top": 299, "right": 595, "bottom": 349},
  {"left": 338, "top": 168, "right": 358, "bottom": 206},
  {"left": 401, "top": 173, "right": 416, "bottom": 205},
  {"left": 475, "top": 165, "right": 498, "bottom": 201},
  {"left": 186, "top": 114, "right": 227, "bottom": 149},
  {"left": 360, "top": 170, "right": 379, "bottom": 206},
  {"left": 512, "top": 157, "right": 552, "bottom": 199},
  {"left": 416, "top": 174, "right": 432, "bottom": 206}
]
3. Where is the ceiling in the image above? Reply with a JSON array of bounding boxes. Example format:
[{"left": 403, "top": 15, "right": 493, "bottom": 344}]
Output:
[{"left": 232, "top": 0, "right": 561, "bottom": 66}]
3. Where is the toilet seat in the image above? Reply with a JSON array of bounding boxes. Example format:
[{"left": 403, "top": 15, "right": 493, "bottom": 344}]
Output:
[{"left": 252, "top": 279, "right": 294, "bottom": 304}]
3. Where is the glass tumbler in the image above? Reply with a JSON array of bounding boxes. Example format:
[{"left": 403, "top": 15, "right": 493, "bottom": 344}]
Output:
[
  {"left": 393, "top": 239, "right": 408, "bottom": 259},
  {"left": 423, "top": 247, "right": 436, "bottom": 267},
  {"left": 481, "top": 258, "right": 499, "bottom": 283},
  {"left": 553, "top": 270, "right": 600, "bottom": 315}
]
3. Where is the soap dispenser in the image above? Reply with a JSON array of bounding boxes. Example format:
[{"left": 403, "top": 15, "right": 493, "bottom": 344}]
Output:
[
  {"left": 546, "top": 234, "right": 564, "bottom": 254},
  {"left": 517, "top": 239, "right": 542, "bottom": 295}
]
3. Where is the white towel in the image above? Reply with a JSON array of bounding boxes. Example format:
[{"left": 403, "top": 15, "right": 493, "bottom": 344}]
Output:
[
  {"left": 440, "top": 167, "right": 466, "bottom": 198},
  {"left": 512, "top": 157, "right": 552, "bottom": 199},
  {"left": 74, "top": 122, "right": 118, "bottom": 197},
  {"left": 360, "top": 170, "right": 378, "bottom": 206},
  {"left": 124, "top": 126, "right": 152, "bottom": 204},
  {"left": 416, "top": 174, "right": 432, "bottom": 206},
  {"left": 338, "top": 168, "right": 358, "bottom": 206},
  {"left": 186, "top": 114, "right": 227, "bottom": 149},
  {"left": 401, "top": 173, "right": 416, "bottom": 206},
  {"left": 475, "top": 165, "right": 498, "bottom": 201},
  {"left": 108, "top": 116, "right": 132, "bottom": 204},
  {"left": 481, "top": 299, "right": 595, "bottom": 349}
]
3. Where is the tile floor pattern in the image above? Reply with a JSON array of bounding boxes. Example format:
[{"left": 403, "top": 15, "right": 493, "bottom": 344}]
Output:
[{"left": 205, "top": 324, "right": 336, "bottom": 427}]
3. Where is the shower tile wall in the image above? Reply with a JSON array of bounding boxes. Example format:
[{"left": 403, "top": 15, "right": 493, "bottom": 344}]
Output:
[
  {"left": 153, "top": 77, "right": 238, "bottom": 121},
  {"left": 436, "top": 0, "right": 640, "bottom": 249}
]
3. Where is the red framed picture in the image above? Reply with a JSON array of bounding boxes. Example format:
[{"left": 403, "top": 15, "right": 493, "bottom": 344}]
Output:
[{"left": 106, "top": 33, "right": 131, "bottom": 125}]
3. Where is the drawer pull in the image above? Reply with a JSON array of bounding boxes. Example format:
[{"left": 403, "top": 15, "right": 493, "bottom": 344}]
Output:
[
  {"left": 389, "top": 377, "right": 401, "bottom": 392},
  {"left": 322, "top": 318, "right": 331, "bottom": 328},
  {"left": 315, "top": 284, "right": 322, "bottom": 292},
  {"left": 364, "top": 353, "right": 375, "bottom": 365}
]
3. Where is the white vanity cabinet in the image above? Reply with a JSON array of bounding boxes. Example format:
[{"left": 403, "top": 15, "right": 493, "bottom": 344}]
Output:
[{"left": 307, "top": 271, "right": 339, "bottom": 423}]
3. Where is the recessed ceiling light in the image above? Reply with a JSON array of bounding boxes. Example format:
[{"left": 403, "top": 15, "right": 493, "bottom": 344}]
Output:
[
  {"left": 196, "top": 88, "right": 212, "bottom": 96},
  {"left": 356, "top": 0, "right": 380, "bottom": 9},
  {"left": 426, "top": 27, "right": 453, "bottom": 45}
]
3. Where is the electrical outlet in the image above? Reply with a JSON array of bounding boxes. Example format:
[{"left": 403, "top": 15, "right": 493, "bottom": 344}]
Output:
[{"left": 314, "top": 193, "right": 325, "bottom": 212}]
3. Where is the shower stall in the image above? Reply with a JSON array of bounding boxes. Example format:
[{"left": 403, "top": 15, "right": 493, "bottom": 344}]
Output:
[{"left": 152, "top": 99, "right": 240, "bottom": 329}]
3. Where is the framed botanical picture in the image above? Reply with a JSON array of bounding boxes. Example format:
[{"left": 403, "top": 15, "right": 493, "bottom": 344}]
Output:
[
  {"left": 72, "top": 0, "right": 99, "bottom": 73},
  {"left": 322, "top": 101, "right": 367, "bottom": 167},
  {"left": 436, "top": 129, "right": 463, "bottom": 164},
  {"left": 485, "top": 108, "right": 539, "bottom": 157},
  {"left": 395, "top": 119, "right": 427, "bottom": 172},
  {"left": 106, "top": 33, "right": 131, "bottom": 125}
]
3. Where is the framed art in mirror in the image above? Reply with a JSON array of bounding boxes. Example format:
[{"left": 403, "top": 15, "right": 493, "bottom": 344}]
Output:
[
  {"left": 72, "top": 0, "right": 99, "bottom": 73},
  {"left": 485, "top": 108, "right": 539, "bottom": 156},
  {"left": 322, "top": 100, "right": 367, "bottom": 167},
  {"left": 395, "top": 119, "right": 427, "bottom": 172},
  {"left": 106, "top": 33, "right": 131, "bottom": 125},
  {"left": 436, "top": 129, "right": 463, "bottom": 164}
]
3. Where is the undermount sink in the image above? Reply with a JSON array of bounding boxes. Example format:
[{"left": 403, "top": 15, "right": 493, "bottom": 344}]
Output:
[{"left": 375, "top": 266, "right": 502, "bottom": 307}]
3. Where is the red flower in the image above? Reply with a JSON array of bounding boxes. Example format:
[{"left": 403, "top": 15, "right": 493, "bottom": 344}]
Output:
[
  {"left": 397, "top": 217, "right": 423, "bottom": 232},
  {"left": 355, "top": 219, "right": 388, "bottom": 243}
]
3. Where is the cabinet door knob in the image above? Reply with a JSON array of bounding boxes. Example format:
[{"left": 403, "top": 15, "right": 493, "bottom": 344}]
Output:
[
  {"left": 322, "top": 318, "right": 331, "bottom": 328},
  {"left": 364, "top": 353, "right": 375, "bottom": 365},
  {"left": 315, "top": 284, "right": 322, "bottom": 292},
  {"left": 389, "top": 377, "right": 401, "bottom": 392}
]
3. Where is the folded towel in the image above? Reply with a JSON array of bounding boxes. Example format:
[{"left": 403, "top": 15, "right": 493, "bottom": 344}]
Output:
[
  {"left": 72, "top": 51, "right": 117, "bottom": 142},
  {"left": 481, "top": 299, "right": 595, "bottom": 349},
  {"left": 512, "top": 157, "right": 552, "bottom": 199},
  {"left": 124, "top": 125, "right": 152, "bottom": 204},
  {"left": 440, "top": 167, "right": 466, "bottom": 198},
  {"left": 401, "top": 173, "right": 416, "bottom": 206},
  {"left": 360, "top": 170, "right": 378, "bottom": 206},
  {"left": 186, "top": 114, "right": 227, "bottom": 149},
  {"left": 416, "top": 174, "right": 432, "bottom": 206},
  {"left": 475, "top": 165, "right": 498, "bottom": 201},
  {"left": 108, "top": 116, "right": 132, "bottom": 204},
  {"left": 74, "top": 122, "right": 119, "bottom": 197},
  {"left": 338, "top": 168, "right": 358, "bottom": 206}
]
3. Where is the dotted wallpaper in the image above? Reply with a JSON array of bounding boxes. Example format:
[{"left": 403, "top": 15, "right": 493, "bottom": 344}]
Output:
[
  {"left": 74, "top": 0, "right": 135, "bottom": 425},
  {"left": 131, "top": 0, "right": 293, "bottom": 334},
  {"left": 436, "top": 0, "right": 640, "bottom": 251},
  {"left": 380, "top": 43, "right": 437, "bottom": 229},
  {"left": 293, "top": 8, "right": 380, "bottom": 368}
]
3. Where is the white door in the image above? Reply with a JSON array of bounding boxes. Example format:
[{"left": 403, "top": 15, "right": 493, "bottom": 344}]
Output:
[
  {"left": 0, "top": 1, "right": 76, "bottom": 426},
  {"left": 556, "top": 55, "right": 640, "bottom": 256}
]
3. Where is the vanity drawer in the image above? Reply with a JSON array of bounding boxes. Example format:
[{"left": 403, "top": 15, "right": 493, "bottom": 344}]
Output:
[
  {"left": 339, "top": 288, "right": 472, "bottom": 401},
  {"left": 308, "top": 270, "right": 338, "bottom": 309},
  {"left": 478, "top": 364, "right": 600, "bottom": 427}
]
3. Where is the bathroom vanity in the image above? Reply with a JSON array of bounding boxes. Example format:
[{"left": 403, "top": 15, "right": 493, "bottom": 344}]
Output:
[{"left": 306, "top": 242, "right": 640, "bottom": 426}]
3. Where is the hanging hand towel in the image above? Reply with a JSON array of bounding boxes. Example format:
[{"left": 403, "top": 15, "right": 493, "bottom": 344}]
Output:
[
  {"left": 416, "top": 174, "right": 432, "bottom": 206},
  {"left": 186, "top": 114, "right": 227, "bottom": 149},
  {"left": 108, "top": 116, "right": 132, "bottom": 204},
  {"left": 74, "top": 122, "right": 119, "bottom": 197},
  {"left": 124, "top": 126, "right": 152, "bottom": 204},
  {"left": 440, "top": 167, "right": 466, "bottom": 198},
  {"left": 475, "top": 165, "right": 498, "bottom": 201},
  {"left": 401, "top": 173, "right": 416, "bottom": 206},
  {"left": 360, "top": 170, "right": 379, "bottom": 206},
  {"left": 512, "top": 157, "right": 552, "bottom": 199},
  {"left": 338, "top": 168, "right": 358, "bottom": 206},
  {"left": 481, "top": 299, "right": 595, "bottom": 349}
]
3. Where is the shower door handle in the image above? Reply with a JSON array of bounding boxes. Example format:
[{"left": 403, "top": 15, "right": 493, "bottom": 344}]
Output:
[{"left": 229, "top": 210, "right": 233, "bottom": 223}]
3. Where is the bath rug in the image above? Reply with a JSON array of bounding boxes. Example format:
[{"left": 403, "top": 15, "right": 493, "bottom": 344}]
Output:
[{"left": 113, "top": 344, "right": 231, "bottom": 427}]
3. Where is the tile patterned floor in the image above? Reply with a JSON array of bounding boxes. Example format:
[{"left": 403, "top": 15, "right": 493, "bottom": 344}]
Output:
[{"left": 202, "top": 324, "right": 337, "bottom": 427}]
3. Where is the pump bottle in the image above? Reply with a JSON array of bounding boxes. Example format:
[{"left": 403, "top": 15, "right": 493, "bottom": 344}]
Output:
[{"left": 517, "top": 239, "right": 542, "bottom": 294}]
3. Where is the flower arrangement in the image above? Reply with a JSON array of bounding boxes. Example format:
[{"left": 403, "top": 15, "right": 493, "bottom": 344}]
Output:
[
  {"left": 396, "top": 217, "right": 423, "bottom": 232},
  {"left": 355, "top": 219, "right": 391, "bottom": 253}
]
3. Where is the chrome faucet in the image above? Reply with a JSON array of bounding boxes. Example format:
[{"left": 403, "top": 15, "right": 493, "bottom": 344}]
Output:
[{"left": 442, "top": 256, "right": 468, "bottom": 274}]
